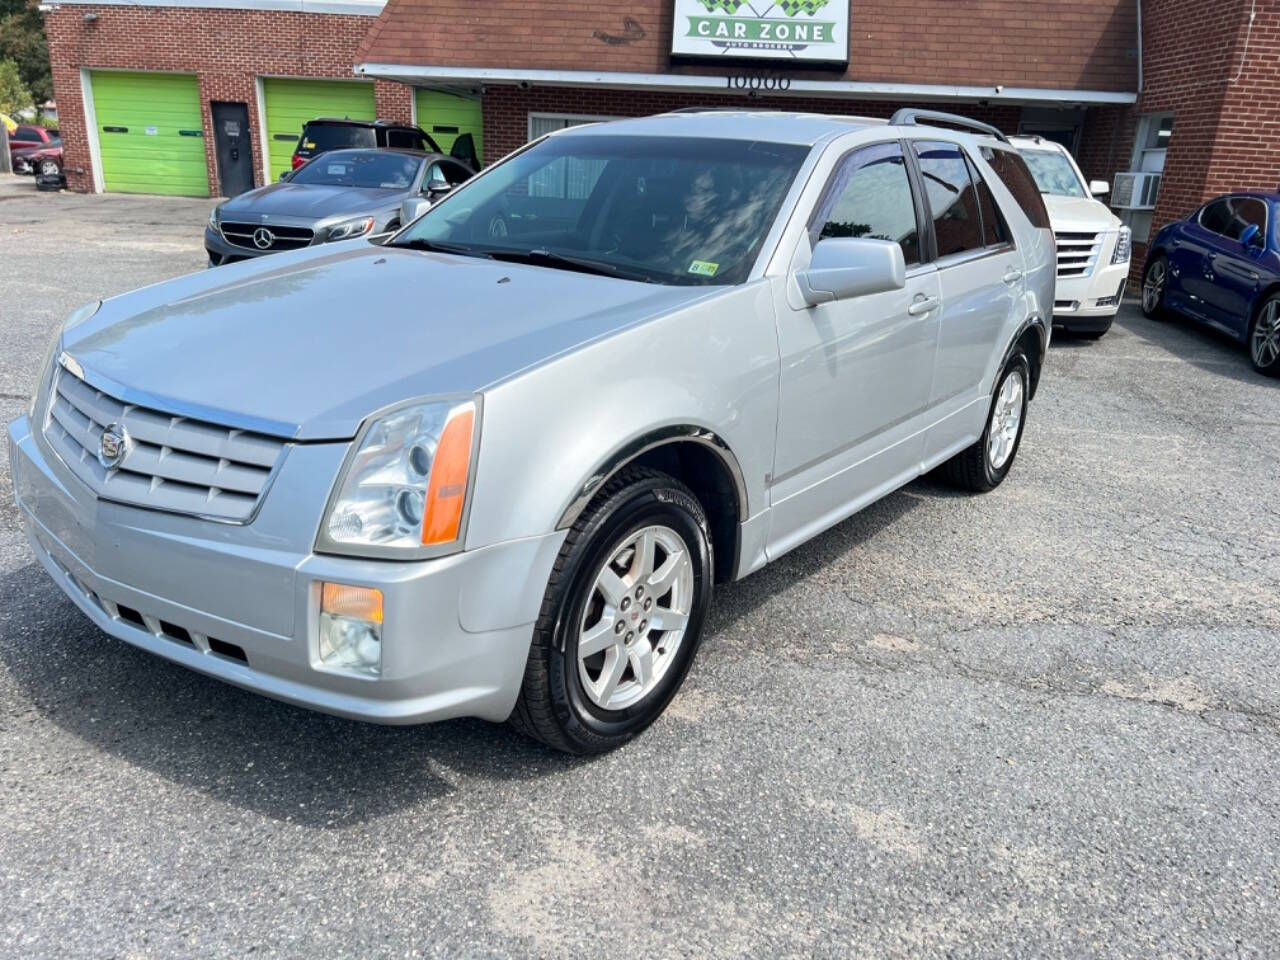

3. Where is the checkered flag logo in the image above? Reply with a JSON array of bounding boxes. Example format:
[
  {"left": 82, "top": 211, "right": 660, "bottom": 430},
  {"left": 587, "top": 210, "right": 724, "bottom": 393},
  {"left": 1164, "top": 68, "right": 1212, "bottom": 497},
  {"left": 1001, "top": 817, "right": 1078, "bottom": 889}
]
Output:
[
  {"left": 777, "top": 0, "right": 830, "bottom": 14},
  {"left": 696, "top": 0, "right": 830, "bottom": 13}
]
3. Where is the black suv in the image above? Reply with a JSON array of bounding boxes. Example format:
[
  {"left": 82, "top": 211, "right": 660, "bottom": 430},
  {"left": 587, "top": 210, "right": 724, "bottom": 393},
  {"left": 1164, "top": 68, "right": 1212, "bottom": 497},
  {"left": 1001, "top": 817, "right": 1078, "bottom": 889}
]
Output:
[{"left": 291, "top": 118, "right": 479, "bottom": 173}]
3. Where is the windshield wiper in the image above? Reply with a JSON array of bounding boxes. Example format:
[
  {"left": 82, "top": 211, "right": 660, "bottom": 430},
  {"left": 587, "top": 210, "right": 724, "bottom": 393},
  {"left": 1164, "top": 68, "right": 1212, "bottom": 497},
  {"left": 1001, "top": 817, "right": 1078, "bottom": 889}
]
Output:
[
  {"left": 387, "top": 237, "right": 490, "bottom": 258},
  {"left": 481, "top": 248, "right": 657, "bottom": 283}
]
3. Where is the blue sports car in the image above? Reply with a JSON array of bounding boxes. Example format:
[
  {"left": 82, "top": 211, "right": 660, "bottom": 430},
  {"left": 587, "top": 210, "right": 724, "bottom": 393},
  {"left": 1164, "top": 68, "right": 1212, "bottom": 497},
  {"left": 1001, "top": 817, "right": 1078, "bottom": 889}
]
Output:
[{"left": 1141, "top": 191, "right": 1280, "bottom": 376}]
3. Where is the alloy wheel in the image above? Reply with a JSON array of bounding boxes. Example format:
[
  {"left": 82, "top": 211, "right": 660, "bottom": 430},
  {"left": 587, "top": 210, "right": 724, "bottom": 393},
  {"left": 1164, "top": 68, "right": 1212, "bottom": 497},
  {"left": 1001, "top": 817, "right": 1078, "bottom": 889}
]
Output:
[
  {"left": 1143, "top": 261, "right": 1166, "bottom": 313},
  {"left": 1254, "top": 299, "right": 1280, "bottom": 369},
  {"left": 577, "top": 524, "right": 694, "bottom": 712},
  {"left": 987, "top": 369, "right": 1024, "bottom": 471}
]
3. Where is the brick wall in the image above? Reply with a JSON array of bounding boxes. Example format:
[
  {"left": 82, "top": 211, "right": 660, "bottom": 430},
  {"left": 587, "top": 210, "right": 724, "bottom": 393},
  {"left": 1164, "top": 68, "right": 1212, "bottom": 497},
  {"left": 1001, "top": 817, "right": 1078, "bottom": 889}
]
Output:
[
  {"left": 1127, "top": 0, "right": 1280, "bottom": 277},
  {"left": 360, "top": 0, "right": 1137, "bottom": 94},
  {"left": 481, "top": 85, "right": 1023, "bottom": 166},
  {"left": 44, "top": 5, "right": 413, "bottom": 195}
]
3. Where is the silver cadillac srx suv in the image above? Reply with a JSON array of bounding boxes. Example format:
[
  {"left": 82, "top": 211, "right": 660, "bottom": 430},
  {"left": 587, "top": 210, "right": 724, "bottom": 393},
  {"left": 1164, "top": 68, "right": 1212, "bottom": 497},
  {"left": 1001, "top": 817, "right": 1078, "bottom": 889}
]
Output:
[{"left": 8, "top": 109, "right": 1054, "bottom": 754}]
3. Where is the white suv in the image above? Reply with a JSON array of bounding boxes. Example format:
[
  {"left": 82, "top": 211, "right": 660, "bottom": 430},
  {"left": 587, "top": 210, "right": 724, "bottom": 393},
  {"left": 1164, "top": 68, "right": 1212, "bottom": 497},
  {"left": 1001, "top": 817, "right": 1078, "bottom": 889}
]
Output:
[{"left": 1012, "top": 136, "right": 1131, "bottom": 338}]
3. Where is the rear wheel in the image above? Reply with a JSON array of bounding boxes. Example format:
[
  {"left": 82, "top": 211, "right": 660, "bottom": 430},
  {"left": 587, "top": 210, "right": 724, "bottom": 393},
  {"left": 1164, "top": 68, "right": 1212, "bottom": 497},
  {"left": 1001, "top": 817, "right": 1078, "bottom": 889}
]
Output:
[
  {"left": 1249, "top": 295, "right": 1280, "bottom": 376},
  {"left": 940, "top": 350, "right": 1030, "bottom": 492},
  {"left": 509, "top": 467, "right": 713, "bottom": 754},
  {"left": 38, "top": 158, "right": 60, "bottom": 177},
  {"left": 1142, "top": 255, "right": 1169, "bottom": 319}
]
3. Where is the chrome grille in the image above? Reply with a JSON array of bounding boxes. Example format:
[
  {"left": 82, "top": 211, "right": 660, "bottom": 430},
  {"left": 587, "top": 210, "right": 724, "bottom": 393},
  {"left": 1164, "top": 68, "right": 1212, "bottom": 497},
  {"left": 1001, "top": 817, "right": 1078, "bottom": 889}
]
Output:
[
  {"left": 44, "top": 369, "right": 286, "bottom": 522},
  {"left": 219, "top": 222, "right": 314, "bottom": 252},
  {"left": 1054, "top": 231, "right": 1102, "bottom": 278}
]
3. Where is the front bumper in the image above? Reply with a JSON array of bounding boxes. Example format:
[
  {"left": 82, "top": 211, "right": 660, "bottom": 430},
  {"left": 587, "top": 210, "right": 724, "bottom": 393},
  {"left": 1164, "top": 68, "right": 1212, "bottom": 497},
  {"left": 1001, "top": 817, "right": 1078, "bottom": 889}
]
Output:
[
  {"left": 1053, "top": 258, "right": 1129, "bottom": 324},
  {"left": 8, "top": 414, "right": 564, "bottom": 725}
]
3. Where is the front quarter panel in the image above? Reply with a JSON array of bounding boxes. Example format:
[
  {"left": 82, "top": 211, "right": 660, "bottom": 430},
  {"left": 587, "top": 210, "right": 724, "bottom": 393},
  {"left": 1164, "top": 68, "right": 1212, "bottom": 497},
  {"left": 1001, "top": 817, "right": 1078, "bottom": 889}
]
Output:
[{"left": 464, "top": 280, "right": 780, "bottom": 552}]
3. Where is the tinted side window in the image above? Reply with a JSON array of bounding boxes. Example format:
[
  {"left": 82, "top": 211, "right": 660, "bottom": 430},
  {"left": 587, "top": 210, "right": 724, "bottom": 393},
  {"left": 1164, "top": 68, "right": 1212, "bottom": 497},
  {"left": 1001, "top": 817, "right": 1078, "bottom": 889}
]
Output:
[
  {"left": 304, "top": 125, "right": 376, "bottom": 151},
  {"left": 16, "top": 125, "right": 41, "bottom": 141},
  {"left": 980, "top": 147, "right": 1051, "bottom": 230},
  {"left": 441, "top": 160, "right": 471, "bottom": 185},
  {"left": 386, "top": 129, "right": 425, "bottom": 150},
  {"left": 810, "top": 141, "right": 920, "bottom": 265},
  {"left": 1199, "top": 199, "right": 1232, "bottom": 235},
  {"left": 1204, "top": 197, "right": 1267, "bottom": 241},
  {"left": 965, "top": 155, "right": 1010, "bottom": 247},
  {"left": 914, "top": 141, "right": 983, "bottom": 258}
]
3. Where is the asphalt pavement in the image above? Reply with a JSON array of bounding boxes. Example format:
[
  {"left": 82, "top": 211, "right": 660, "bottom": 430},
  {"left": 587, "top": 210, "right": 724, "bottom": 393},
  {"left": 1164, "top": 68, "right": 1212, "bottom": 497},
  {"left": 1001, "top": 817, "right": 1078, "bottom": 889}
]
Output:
[{"left": 1, "top": 174, "right": 1278, "bottom": 958}]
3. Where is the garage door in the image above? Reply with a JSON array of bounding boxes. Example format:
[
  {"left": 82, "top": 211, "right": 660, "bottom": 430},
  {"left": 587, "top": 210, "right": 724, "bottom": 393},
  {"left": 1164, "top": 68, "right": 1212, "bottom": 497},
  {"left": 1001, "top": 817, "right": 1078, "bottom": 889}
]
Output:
[
  {"left": 90, "top": 71, "right": 209, "bottom": 196},
  {"left": 414, "top": 90, "right": 483, "bottom": 162},
  {"left": 262, "top": 78, "right": 376, "bottom": 182}
]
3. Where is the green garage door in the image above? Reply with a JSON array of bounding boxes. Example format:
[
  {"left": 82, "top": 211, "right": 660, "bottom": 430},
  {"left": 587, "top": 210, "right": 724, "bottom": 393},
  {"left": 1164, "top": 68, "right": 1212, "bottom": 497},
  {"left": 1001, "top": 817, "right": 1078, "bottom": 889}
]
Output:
[
  {"left": 91, "top": 71, "right": 209, "bottom": 196},
  {"left": 263, "top": 78, "right": 376, "bottom": 181},
  {"left": 414, "top": 90, "right": 482, "bottom": 162}
]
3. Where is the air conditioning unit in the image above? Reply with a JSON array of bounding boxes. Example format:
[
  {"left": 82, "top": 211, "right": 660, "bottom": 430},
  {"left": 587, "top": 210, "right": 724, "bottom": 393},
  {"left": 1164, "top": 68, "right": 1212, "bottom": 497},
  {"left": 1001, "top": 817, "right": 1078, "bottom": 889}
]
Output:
[{"left": 1112, "top": 171, "right": 1162, "bottom": 210}]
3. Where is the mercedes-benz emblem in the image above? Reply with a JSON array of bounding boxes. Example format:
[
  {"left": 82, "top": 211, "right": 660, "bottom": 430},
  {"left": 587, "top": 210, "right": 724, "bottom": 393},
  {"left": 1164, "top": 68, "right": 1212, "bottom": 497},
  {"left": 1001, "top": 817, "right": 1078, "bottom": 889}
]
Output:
[
  {"left": 98, "top": 423, "right": 130, "bottom": 470},
  {"left": 252, "top": 227, "right": 275, "bottom": 250}
]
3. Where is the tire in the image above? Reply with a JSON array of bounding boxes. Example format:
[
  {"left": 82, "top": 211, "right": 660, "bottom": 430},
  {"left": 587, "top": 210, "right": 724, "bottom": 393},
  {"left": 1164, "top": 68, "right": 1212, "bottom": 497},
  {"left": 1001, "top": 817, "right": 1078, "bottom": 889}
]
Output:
[
  {"left": 38, "top": 159, "right": 60, "bottom": 177},
  {"left": 940, "top": 349, "right": 1031, "bottom": 493},
  {"left": 1141, "top": 255, "right": 1169, "bottom": 320},
  {"left": 1248, "top": 294, "right": 1280, "bottom": 377},
  {"left": 509, "top": 466, "right": 714, "bottom": 754}
]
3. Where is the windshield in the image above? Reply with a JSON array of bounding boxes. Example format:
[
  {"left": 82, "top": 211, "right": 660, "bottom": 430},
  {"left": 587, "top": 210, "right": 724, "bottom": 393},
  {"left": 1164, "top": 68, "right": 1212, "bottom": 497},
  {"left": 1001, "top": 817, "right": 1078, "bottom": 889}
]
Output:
[
  {"left": 300, "top": 124, "right": 376, "bottom": 152},
  {"left": 1018, "top": 149, "right": 1087, "bottom": 198},
  {"left": 393, "top": 133, "right": 810, "bottom": 285},
  {"left": 291, "top": 151, "right": 423, "bottom": 189}
]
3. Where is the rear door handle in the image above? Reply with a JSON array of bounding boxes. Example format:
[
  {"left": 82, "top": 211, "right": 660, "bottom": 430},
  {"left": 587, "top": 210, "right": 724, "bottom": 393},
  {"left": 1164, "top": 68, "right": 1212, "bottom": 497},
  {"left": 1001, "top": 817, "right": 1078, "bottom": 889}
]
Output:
[
  {"left": 908, "top": 295, "right": 940, "bottom": 316},
  {"left": 1003, "top": 268, "right": 1024, "bottom": 285}
]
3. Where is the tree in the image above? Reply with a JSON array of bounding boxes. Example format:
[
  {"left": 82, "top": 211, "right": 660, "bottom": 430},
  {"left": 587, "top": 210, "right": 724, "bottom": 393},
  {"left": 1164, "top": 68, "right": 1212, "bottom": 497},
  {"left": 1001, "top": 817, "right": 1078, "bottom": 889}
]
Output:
[
  {"left": 0, "top": 57, "right": 31, "bottom": 115},
  {"left": 0, "top": 0, "right": 50, "bottom": 107}
]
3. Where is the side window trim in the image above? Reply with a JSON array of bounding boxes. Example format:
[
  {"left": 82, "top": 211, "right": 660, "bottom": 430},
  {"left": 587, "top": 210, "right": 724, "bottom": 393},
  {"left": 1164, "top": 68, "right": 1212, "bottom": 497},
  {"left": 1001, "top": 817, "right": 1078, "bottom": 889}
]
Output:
[
  {"left": 910, "top": 138, "right": 987, "bottom": 266},
  {"left": 804, "top": 138, "right": 927, "bottom": 267}
]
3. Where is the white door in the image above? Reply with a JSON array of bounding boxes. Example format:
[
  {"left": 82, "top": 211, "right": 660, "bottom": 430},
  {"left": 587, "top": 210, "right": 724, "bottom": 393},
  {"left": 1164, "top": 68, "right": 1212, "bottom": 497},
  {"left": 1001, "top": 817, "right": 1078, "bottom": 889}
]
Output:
[{"left": 768, "top": 141, "right": 942, "bottom": 559}]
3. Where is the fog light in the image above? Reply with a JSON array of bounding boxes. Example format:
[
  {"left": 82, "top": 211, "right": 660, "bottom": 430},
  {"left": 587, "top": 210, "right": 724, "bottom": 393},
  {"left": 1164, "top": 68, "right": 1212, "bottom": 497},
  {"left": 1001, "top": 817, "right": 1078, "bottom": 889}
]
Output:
[{"left": 319, "top": 583, "right": 383, "bottom": 676}]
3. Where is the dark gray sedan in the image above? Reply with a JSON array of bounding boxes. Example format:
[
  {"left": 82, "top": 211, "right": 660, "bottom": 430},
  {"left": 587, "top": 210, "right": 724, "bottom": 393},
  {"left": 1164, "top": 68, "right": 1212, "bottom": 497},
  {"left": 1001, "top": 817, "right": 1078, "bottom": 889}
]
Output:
[{"left": 204, "top": 148, "right": 473, "bottom": 265}]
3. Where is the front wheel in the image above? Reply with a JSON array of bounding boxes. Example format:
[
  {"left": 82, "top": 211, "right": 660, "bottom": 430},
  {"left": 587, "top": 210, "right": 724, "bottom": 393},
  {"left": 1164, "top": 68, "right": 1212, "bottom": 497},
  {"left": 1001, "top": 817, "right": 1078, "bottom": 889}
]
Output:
[
  {"left": 1142, "top": 255, "right": 1169, "bottom": 319},
  {"left": 38, "top": 158, "right": 61, "bottom": 177},
  {"left": 1249, "top": 295, "right": 1280, "bottom": 376},
  {"left": 940, "top": 350, "right": 1030, "bottom": 492},
  {"left": 509, "top": 467, "right": 713, "bottom": 754}
]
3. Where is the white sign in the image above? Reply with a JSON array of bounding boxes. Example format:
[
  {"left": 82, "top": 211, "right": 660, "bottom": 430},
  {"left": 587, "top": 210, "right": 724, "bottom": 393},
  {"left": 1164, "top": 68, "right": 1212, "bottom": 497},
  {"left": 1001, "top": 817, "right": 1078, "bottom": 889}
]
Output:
[{"left": 671, "top": 0, "right": 849, "bottom": 63}]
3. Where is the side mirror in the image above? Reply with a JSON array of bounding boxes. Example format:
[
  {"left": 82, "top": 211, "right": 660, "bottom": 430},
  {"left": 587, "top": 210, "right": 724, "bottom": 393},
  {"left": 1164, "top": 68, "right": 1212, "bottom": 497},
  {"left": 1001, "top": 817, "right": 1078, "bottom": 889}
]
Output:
[
  {"left": 278, "top": 170, "right": 291, "bottom": 182},
  {"left": 1240, "top": 223, "right": 1261, "bottom": 248},
  {"left": 399, "top": 196, "right": 432, "bottom": 225},
  {"left": 794, "top": 238, "right": 906, "bottom": 306},
  {"left": 1089, "top": 179, "right": 1110, "bottom": 196},
  {"left": 426, "top": 178, "right": 453, "bottom": 197}
]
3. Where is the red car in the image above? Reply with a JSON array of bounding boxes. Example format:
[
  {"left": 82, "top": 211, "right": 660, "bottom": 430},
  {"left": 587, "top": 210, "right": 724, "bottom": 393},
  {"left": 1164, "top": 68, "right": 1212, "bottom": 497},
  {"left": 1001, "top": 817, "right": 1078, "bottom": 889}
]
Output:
[
  {"left": 13, "top": 138, "right": 62, "bottom": 177},
  {"left": 7, "top": 123, "right": 57, "bottom": 165}
]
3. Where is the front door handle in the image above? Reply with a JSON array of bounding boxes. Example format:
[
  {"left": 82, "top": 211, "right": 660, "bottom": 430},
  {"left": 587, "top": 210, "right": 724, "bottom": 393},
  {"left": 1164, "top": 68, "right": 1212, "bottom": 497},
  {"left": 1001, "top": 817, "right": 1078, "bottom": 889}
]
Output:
[
  {"left": 1003, "top": 268, "right": 1024, "bottom": 285},
  {"left": 908, "top": 294, "right": 940, "bottom": 316}
]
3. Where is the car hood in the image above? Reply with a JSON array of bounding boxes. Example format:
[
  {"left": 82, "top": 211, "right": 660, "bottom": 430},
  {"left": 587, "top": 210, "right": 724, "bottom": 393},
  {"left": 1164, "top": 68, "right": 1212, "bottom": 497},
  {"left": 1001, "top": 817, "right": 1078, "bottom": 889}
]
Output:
[
  {"left": 1041, "top": 193, "right": 1121, "bottom": 234},
  {"left": 60, "top": 243, "right": 716, "bottom": 440},
  {"left": 218, "top": 182, "right": 405, "bottom": 221}
]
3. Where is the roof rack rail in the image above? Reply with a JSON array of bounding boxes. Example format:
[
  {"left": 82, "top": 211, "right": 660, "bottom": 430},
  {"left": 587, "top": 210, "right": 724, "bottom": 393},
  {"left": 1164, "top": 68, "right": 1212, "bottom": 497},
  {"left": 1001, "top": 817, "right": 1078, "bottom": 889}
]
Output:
[
  {"left": 666, "top": 106, "right": 763, "bottom": 114},
  {"left": 889, "top": 108, "right": 1009, "bottom": 144}
]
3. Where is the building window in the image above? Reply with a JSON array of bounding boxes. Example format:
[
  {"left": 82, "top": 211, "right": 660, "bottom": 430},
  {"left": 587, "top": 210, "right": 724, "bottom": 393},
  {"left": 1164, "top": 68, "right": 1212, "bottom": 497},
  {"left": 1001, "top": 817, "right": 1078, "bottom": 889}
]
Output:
[
  {"left": 1120, "top": 113, "right": 1174, "bottom": 243},
  {"left": 525, "top": 114, "right": 621, "bottom": 199},
  {"left": 527, "top": 113, "right": 621, "bottom": 141}
]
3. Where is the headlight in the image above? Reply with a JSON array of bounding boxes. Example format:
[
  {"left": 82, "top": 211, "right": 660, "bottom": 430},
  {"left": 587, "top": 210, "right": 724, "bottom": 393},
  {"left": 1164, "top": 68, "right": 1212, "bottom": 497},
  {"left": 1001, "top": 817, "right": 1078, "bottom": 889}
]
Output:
[
  {"left": 1111, "top": 226, "right": 1132, "bottom": 264},
  {"left": 325, "top": 216, "right": 375, "bottom": 243},
  {"left": 208, "top": 204, "right": 220, "bottom": 230},
  {"left": 30, "top": 301, "right": 99, "bottom": 417},
  {"left": 317, "top": 398, "right": 478, "bottom": 558}
]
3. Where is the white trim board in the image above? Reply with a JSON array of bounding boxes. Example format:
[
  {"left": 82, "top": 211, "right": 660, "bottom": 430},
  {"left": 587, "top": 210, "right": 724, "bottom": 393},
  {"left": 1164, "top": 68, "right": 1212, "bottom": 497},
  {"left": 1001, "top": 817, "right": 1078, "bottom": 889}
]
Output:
[
  {"left": 357, "top": 63, "right": 1138, "bottom": 107},
  {"left": 41, "top": 0, "right": 384, "bottom": 15},
  {"left": 78, "top": 67, "right": 104, "bottom": 193}
]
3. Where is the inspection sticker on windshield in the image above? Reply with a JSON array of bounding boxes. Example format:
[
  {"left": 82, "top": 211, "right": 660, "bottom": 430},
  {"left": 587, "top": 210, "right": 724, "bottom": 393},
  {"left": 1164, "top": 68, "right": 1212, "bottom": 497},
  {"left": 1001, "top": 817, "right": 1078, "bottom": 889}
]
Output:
[{"left": 688, "top": 260, "right": 719, "bottom": 277}]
